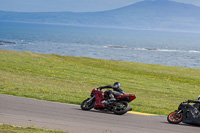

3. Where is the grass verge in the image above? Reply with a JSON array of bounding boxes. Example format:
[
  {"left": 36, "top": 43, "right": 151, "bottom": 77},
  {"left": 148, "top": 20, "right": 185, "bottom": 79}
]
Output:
[
  {"left": 0, "top": 49, "right": 200, "bottom": 115},
  {"left": 0, "top": 124, "right": 66, "bottom": 133}
]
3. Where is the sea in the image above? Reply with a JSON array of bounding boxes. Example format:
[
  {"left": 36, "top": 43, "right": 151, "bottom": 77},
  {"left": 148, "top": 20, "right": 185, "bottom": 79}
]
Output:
[{"left": 0, "top": 22, "right": 200, "bottom": 69}]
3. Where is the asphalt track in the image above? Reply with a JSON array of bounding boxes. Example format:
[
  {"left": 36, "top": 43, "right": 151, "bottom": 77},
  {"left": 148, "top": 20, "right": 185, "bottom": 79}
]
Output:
[{"left": 0, "top": 94, "right": 199, "bottom": 133}]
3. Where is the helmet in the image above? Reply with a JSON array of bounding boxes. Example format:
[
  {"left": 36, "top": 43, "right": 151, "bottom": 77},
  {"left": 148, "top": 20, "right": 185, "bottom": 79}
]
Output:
[
  {"left": 198, "top": 95, "right": 200, "bottom": 100},
  {"left": 113, "top": 82, "right": 121, "bottom": 88}
]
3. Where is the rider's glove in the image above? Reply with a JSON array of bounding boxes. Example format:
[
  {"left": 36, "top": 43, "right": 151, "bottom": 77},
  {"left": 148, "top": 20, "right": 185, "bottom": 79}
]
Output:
[{"left": 98, "top": 87, "right": 102, "bottom": 90}]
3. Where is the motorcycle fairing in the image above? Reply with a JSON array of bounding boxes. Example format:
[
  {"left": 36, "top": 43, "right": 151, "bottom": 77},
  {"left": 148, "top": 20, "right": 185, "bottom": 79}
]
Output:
[
  {"left": 180, "top": 103, "right": 200, "bottom": 125},
  {"left": 116, "top": 94, "right": 136, "bottom": 102},
  {"left": 93, "top": 90, "right": 105, "bottom": 109}
]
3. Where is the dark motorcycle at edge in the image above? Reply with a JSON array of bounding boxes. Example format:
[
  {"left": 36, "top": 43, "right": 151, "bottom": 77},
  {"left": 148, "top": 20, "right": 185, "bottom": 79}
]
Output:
[
  {"left": 81, "top": 88, "right": 136, "bottom": 115},
  {"left": 167, "top": 101, "right": 200, "bottom": 125}
]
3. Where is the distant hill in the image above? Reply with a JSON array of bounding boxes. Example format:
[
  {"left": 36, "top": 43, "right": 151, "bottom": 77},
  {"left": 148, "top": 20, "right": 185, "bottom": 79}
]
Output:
[{"left": 1, "top": 0, "right": 200, "bottom": 32}]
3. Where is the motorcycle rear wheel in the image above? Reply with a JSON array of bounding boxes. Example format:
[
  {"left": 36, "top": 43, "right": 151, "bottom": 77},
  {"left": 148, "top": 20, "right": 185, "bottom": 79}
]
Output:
[
  {"left": 81, "top": 98, "right": 95, "bottom": 110},
  {"left": 113, "top": 101, "right": 130, "bottom": 115},
  {"left": 167, "top": 111, "right": 183, "bottom": 124}
]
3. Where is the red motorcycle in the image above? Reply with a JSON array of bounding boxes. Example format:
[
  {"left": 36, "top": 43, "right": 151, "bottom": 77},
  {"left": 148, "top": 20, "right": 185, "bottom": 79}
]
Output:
[{"left": 81, "top": 88, "right": 136, "bottom": 115}]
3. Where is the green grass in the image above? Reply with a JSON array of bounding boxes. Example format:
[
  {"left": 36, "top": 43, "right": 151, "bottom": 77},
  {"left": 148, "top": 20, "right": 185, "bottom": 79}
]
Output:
[
  {"left": 0, "top": 49, "right": 200, "bottom": 115},
  {"left": 0, "top": 124, "right": 66, "bottom": 133}
]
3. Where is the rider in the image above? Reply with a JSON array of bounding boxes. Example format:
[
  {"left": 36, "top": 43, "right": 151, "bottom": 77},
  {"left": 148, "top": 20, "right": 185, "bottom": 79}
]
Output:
[
  {"left": 97, "top": 82, "right": 125, "bottom": 101},
  {"left": 187, "top": 95, "right": 200, "bottom": 118}
]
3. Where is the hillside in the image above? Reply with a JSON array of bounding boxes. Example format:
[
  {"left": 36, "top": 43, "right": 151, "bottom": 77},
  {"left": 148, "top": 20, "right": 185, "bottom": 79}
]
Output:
[{"left": 0, "top": 0, "right": 200, "bottom": 32}]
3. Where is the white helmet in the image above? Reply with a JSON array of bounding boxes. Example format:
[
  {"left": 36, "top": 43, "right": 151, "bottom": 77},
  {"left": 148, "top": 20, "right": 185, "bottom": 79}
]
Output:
[{"left": 198, "top": 95, "right": 200, "bottom": 100}]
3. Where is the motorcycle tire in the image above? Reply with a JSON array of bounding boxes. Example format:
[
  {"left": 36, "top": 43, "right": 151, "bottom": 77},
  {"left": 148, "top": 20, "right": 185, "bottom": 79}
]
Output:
[
  {"left": 167, "top": 111, "right": 183, "bottom": 124},
  {"left": 81, "top": 98, "right": 95, "bottom": 110},
  {"left": 113, "top": 101, "right": 130, "bottom": 115}
]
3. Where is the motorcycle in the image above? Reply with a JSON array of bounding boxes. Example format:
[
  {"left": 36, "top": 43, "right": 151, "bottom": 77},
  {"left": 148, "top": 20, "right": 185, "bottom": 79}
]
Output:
[
  {"left": 81, "top": 88, "right": 136, "bottom": 115},
  {"left": 167, "top": 101, "right": 200, "bottom": 125}
]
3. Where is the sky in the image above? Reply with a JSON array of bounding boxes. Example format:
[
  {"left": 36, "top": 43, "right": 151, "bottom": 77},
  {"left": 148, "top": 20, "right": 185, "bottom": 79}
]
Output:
[{"left": 0, "top": 0, "right": 200, "bottom": 12}]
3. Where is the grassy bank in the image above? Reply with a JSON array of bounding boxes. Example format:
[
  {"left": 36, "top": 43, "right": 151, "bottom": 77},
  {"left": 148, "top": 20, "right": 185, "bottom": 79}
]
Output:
[
  {"left": 0, "top": 49, "right": 200, "bottom": 115},
  {"left": 0, "top": 124, "right": 66, "bottom": 133}
]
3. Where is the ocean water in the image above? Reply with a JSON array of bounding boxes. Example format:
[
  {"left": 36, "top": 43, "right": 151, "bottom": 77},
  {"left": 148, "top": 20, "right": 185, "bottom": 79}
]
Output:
[{"left": 0, "top": 22, "right": 200, "bottom": 68}]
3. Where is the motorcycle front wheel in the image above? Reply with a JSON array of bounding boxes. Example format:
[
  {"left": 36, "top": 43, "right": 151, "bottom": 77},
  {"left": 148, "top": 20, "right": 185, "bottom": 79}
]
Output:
[
  {"left": 113, "top": 101, "right": 130, "bottom": 115},
  {"left": 81, "top": 98, "right": 95, "bottom": 110},
  {"left": 167, "top": 111, "right": 183, "bottom": 124}
]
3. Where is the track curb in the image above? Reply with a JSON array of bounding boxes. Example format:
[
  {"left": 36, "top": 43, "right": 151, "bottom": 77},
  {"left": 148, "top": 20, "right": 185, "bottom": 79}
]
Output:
[{"left": 128, "top": 111, "right": 158, "bottom": 116}]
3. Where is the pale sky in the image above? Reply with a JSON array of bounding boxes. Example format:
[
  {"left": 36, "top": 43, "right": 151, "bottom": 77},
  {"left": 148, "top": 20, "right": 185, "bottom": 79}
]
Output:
[{"left": 0, "top": 0, "right": 200, "bottom": 12}]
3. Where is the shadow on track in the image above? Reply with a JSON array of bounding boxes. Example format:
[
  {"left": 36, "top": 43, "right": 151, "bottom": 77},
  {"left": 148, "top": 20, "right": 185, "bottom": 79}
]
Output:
[
  {"left": 73, "top": 108, "right": 123, "bottom": 115},
  {"left": 161, "top": 121, "right": 200, "bottom": 127}
]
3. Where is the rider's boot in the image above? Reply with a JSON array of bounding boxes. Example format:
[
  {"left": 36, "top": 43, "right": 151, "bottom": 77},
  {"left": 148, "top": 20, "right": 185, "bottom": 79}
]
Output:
[{"left": 108, "top": 94, "right": 115, "bottom": 102}]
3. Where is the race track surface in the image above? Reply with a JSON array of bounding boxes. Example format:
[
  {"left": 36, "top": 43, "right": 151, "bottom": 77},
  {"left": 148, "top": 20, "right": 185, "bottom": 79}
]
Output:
[{"left": 0, "top": 94, "right": 199, "bottom": 133}]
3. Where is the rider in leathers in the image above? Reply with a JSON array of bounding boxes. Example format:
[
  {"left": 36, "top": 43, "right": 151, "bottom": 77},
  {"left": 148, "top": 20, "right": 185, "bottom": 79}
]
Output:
[
  {"left": 187, "top": 95, "right": 200, "bottom": 118},
  {"left": 98, "top": 82, "right": 125, "bottom": 101}
]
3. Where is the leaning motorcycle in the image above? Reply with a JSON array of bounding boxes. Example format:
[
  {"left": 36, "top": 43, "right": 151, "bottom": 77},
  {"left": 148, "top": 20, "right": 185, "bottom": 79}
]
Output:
[
  {"left": 81, "top": 88, "right": 136, "bottom": 115},
  {"left": 167, "top": 101, "right": 200, "bottom": 125}
]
